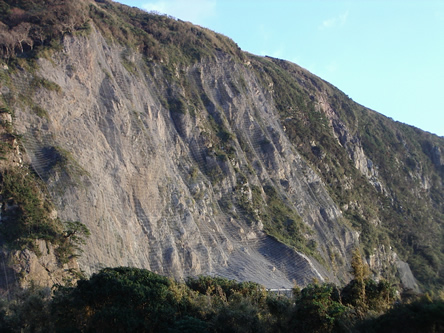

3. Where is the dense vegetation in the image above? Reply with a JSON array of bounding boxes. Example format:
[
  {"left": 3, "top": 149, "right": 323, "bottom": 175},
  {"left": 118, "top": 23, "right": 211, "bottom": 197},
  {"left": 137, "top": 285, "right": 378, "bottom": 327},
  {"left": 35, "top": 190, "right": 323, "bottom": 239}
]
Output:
[{"left": 0, "top": 266, "right": 443, "bottom": 332}]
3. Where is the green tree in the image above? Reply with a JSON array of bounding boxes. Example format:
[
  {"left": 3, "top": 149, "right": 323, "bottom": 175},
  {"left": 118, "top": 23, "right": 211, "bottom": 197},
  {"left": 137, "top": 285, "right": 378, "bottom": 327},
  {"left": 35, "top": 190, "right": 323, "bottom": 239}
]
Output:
[
  {"left": 210, "top": 293, "right": 266, "bottom": 333},
  {"left": 51, "top": 267, "right": 189, "bottom": 332},
  {"left": 289, "top": 282, "right": 347, "bottom": 333},
  {"left": 55, "top": 220, "right": 91, "bottom": 263},
  {"left": 266, "top": 294, "right": 293, "bottom": 332},
  {"left": 0, "top": 286, "right": 53, "bottom": 333},
  {"left": 359, "top": 297, "right": 444, "bottom": 333},
  {"left": 343, "top": 249, "right": 369, "bottom": 311}
]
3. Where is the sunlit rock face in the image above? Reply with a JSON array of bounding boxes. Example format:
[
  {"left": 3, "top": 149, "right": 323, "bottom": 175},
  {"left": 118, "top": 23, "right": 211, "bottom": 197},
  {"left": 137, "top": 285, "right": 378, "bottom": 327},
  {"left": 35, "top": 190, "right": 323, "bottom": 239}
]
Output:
[
  {"left": 5, "top": 1, "right": 442, "bottom": 291},
  {"left": 9, "top": 28, "right": 361, "bottom": 288}
]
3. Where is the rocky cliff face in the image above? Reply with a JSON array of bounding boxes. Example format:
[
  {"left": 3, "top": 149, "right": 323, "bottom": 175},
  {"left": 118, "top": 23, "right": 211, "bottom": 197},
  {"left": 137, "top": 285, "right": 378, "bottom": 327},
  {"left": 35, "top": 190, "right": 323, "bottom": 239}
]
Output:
[
  {"left": 0, "top": 240, "right": 80, "bottom": 293},
  {"left": 1, "top": 0, "right": 442, "bottom": 292},
  {"left": 7, "top": 29, "right": 357, "bottom": 288},
  {"left": 0, "top": 101, "right": 79, "bottom": 293}
]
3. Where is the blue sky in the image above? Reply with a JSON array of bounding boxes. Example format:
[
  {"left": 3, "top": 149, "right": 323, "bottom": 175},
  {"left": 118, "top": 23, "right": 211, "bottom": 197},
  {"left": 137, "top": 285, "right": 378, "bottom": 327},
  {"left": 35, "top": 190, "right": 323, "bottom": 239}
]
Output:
[{"left": 115, "top": 0, "right": 444, "bottom": 137}]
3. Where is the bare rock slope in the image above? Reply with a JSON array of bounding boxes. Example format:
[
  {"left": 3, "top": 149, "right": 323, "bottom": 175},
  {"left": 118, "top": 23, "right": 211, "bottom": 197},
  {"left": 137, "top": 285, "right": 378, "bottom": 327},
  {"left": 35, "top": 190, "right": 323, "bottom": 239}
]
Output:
[
  {"left": 9, "top": 28, "right": 359, "bottom": 288},
  {"left": 3, "top": 3, "right": 442, "bottom": 291}
]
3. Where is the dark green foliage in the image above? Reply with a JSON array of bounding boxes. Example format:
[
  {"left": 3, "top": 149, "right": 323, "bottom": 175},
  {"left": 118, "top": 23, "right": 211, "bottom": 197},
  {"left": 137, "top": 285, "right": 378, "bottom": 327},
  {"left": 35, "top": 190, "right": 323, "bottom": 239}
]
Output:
[
  {"left": 0, "top": 168, "right": 58, "bottom": 250},
  {"left": 209, "top": 293, "right": 266, "bottom": 333},
  {"left": 359, "top": 297, "right": 444, "bottom": 333},
  {"left": 51, "top": 267, "right": 186, "bottom": 332},
  {"left": 1, "top": 267, "right": 425, "bottom": 332},
  {"left": 344, "top": 249, "right": 368, "bottom": 309},
  {"left": 0, "top": 285, "right": 53, "bottom": 333},
  {"left": 265, "top": 294, "right": 293, "bottom": 332},
  {"left": 168, "top": 316, "right": 209, "bottom": 333},
  {"left": 0, "top": 167, "right": 89, "bottom": 262},
  {"left": 261, "top": 184, "right": 315, "bottom": 255},
  {"left": 55, "top": 221, "right": 91, "bottom": 264},
  {"left": 341, "top": 279, "right": 396, "bottom": 314},
  {"left": 364, "top": 279, "right": 397, "bottom": 313},
  {"left": 290, "top": 282, "right": 347, "bottom": 333},
  {"left": 186, "top": 275, "right": 266, "bottom": 301}
]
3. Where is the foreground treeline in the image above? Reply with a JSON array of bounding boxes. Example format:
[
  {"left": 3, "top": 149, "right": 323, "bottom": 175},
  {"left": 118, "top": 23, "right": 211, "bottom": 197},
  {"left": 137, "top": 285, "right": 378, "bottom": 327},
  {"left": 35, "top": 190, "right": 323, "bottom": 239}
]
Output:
[{"left": 0, "top": 266, "right": 443, "bottom": 333}]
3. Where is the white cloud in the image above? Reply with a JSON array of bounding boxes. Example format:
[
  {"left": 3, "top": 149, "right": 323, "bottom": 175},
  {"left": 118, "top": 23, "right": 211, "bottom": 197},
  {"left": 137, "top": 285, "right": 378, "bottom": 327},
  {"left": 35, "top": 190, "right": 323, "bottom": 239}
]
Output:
[
  {"left": 319, "top": 10, "right": 349, "bottom": 30},
  {"left": 142, "top": 0, "right": 216, "bottom": 26}
]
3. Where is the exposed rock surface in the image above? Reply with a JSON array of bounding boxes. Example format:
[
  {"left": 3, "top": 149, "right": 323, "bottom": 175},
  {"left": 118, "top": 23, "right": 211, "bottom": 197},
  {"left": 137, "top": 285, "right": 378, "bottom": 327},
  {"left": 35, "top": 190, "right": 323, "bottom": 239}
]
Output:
[
  {"left": 2, "top": 8, "right": 442, "bottom": 291},
  {"left": 367, "top": 245, "right": 419, "bottom": 292},
  {"left": 0, "top": 109, "right": 79, "bottom": 292},
  {"left": 0, "top": 240, "right": 79, "bottom": 293},
  {"left": 6, "top": 28, "right": 361, "bottom": 288}
]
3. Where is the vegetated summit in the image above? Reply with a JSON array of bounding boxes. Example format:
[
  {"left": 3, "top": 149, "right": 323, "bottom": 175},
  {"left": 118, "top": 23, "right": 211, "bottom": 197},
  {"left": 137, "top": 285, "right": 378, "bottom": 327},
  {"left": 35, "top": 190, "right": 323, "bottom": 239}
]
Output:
[{"left": 0, "top": 0, "right": 442, "bottom": 294}]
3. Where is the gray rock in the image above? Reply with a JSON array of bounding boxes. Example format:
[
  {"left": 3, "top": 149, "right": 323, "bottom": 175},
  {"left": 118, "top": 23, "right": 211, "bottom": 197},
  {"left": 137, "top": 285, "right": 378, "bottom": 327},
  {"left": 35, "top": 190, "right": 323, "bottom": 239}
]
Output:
[{"left": 6, "top": 26, "right": 411, "bottom": 289}]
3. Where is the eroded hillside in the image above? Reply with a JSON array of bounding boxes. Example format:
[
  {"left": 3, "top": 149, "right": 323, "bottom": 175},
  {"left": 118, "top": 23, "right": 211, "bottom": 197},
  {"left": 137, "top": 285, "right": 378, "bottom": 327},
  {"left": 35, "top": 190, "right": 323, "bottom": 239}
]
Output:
[{"left": 0, "top": 0, "right": 442, "bottom": 292}]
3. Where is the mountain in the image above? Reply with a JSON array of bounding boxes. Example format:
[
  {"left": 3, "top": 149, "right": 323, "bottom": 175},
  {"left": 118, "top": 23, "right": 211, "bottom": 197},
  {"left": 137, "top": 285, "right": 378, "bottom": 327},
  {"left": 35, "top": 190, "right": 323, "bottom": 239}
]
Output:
[{"left": 0, "top": 0, "right": 442, "bottom": 294}]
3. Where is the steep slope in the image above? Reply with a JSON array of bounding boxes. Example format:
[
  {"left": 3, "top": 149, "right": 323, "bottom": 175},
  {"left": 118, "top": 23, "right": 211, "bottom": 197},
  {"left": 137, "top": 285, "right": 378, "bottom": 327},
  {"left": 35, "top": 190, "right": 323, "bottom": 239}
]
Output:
[
  {"left": 0, "top": 93, "right": 82, "bottom": 294},
  {"left": 0, "top": 0, "right": 442, "bottom": 291},
  {"left": 7, "top": 28, "right": 351, "bottom": 288}
]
